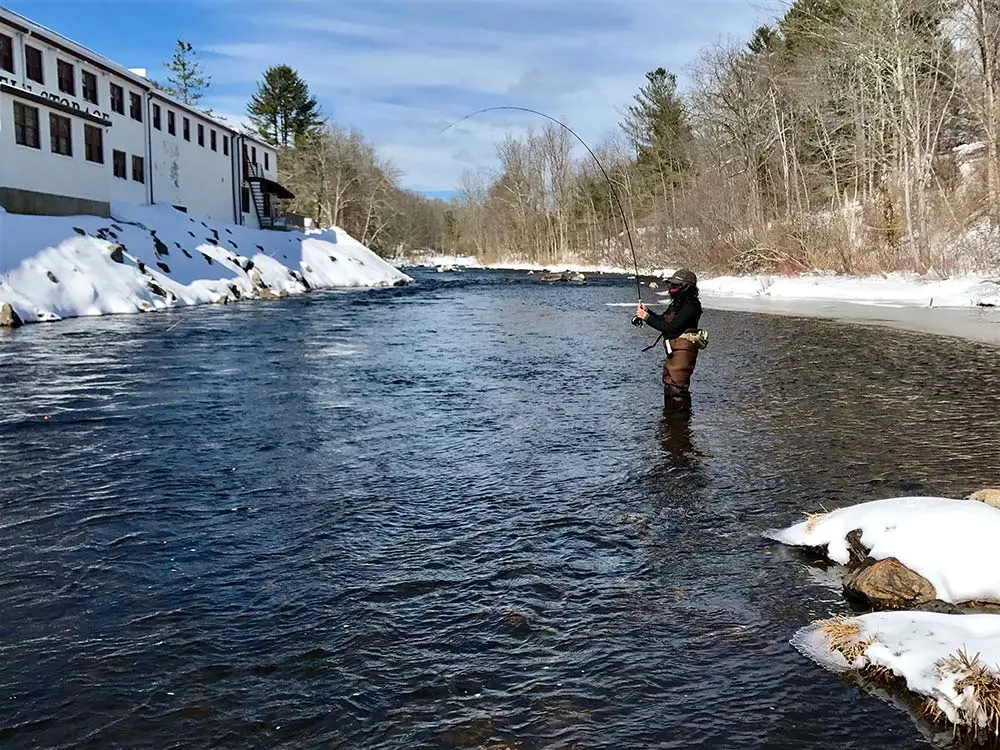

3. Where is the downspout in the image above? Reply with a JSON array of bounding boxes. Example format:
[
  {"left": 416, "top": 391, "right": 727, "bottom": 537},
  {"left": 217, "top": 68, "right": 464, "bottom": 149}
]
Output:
[{"left": 146, "top": 92, "right": 153, "bottom": 206}]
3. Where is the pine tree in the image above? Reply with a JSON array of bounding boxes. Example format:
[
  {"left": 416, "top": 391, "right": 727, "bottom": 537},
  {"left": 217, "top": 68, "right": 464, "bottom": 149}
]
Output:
[
  {"left": 246, "top": 65, "right": 324, "bottom": 148},
  {"left": 620, "top": 67, "right": 692, "bottom": 206},
  {"left": 162, "top": 40, "right": 210, "bottom": 106}
]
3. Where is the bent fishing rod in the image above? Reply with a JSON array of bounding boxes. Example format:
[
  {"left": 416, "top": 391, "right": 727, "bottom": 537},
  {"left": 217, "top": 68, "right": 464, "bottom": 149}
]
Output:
[{"left": 438, "top": 106, "right": 647, "bottom": 326}]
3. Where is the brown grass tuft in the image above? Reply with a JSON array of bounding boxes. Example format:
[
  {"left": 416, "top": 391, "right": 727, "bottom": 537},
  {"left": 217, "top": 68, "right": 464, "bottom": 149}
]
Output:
[
  {"left": 920, "top": 697, "right": 947, "bottom": 724},
  {"left": 935, "top": 648, "right": 1000, "bottom": 736},
  {"left": 805, "top": 511, "right": 828, "bottom": 533},
  {"left": 818, "top": 615, "right": 871, "bottom": 662}
]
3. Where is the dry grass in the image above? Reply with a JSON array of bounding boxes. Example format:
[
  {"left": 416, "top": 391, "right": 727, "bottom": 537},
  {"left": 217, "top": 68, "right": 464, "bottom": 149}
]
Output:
[
  {"left": 804, "top": 511, "right": 828, "bottom": 533},
  {"left": 818, "top": 615, "right": 871, "bottom": 663},
  {"left": 936, "top": 648, "right": 1000, "bottom": 736}
]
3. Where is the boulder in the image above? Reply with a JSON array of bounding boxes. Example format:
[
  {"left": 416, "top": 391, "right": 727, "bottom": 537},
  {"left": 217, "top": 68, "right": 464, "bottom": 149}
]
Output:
[
  {"left": 844, "top": 557, "right": 936, "bottom": 609},
  {"left": 0, "top": 303, "right": 23, "bottom": 328},
  {"left": 967, "top": 488, "right": 1000, "bottom": 508}
]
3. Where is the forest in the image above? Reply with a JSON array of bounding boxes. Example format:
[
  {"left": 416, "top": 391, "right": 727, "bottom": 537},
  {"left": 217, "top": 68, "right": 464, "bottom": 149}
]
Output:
[{"left": 238, "top": 0, "right": 1000, "bottom": 275}]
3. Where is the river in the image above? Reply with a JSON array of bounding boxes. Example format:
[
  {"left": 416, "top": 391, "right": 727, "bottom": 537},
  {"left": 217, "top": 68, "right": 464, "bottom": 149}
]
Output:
[{"left": 2, "top": 267, "right": 1000, "bottom": 748}]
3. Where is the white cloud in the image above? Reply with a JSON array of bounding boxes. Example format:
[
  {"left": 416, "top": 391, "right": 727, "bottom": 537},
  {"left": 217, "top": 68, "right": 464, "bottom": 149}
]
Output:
[{"left": 198, "top": 0, "right": 771, "bottom": 193}]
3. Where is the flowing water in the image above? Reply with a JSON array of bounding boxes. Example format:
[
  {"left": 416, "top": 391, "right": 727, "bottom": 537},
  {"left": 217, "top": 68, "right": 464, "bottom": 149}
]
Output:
[{"left": 2, "top": 268, "right": 1000, "bottom": 749}]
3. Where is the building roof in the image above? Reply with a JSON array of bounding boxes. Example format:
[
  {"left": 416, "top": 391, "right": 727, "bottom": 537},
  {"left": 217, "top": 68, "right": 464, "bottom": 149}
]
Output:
[{"left": 0, "top": 6, "right": 276, "bottom": 151}]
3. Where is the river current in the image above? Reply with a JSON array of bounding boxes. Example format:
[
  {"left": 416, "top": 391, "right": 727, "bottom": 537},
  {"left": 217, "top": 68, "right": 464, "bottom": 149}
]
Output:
[{"left": 2, "top": 267, "right": 1000, "bottom": 749}]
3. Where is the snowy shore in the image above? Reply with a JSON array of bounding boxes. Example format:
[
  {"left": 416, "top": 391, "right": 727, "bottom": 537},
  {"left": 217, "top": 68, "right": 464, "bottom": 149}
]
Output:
[
  {"left": 770, "top": 493, "right": 1000, "bottom": 738},
  {"left": 407, "top": 256, "right": 1000, "bottom": 346},
  {"left": 0, "top": 203, "right": 411, "bottom": 327}
]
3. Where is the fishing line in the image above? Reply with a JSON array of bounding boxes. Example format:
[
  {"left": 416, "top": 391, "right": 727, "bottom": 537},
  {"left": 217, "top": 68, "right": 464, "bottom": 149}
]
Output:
[{"left": 438, "top": 106, "right": 645, "bottom": 323}]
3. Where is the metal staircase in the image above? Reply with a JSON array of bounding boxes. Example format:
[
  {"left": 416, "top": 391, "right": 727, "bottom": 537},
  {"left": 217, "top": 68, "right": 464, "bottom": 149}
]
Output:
[{"left": 244, "top": 160, "right": 273, "bottom": 229}]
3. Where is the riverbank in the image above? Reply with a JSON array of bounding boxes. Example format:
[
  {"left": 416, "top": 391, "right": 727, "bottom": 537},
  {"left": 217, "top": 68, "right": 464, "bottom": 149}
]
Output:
[
  {"left": 0, "top": 203, "right": 411, "bottom": 328},
  {"left": 416, "top": 257, "right": 1000, "bottom": 347}
]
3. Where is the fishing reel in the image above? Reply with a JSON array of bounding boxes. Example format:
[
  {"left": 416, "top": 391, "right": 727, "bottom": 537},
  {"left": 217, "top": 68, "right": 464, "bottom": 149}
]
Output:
[{"left": 631, "top": 315, "right": 644, "bottom": 327}]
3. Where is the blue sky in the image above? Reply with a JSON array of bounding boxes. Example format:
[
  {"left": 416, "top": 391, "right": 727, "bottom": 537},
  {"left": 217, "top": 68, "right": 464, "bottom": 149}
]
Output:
[{"left": 6, "top": 0, "right": 771, "bottom": 197}]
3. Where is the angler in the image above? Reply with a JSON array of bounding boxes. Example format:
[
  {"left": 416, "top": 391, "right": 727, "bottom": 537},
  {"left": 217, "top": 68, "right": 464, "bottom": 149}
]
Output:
[{"left": 634, "top": 268, "right": 709, "bottom": 411}]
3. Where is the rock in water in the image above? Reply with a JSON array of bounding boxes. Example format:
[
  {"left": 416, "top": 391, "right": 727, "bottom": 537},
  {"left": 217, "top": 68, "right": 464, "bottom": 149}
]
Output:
[
  {"left": 843, "top": 557, "right": 936, "bottom": 609},
  {"left": 0, "top": 303, "right": 23, "bottom": 328},
  {"left": 968, "top": 488, "right": 1000, "bottom": 508}
]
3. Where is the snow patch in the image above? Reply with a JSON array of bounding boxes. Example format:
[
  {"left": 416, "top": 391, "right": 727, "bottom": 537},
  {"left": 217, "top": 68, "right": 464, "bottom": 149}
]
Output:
[
  {"left": 766, "top": 496, "right": 1000, "bottom": 604},
  {"left": 0, "top": 203, "right": 411, "bottom": 325}
]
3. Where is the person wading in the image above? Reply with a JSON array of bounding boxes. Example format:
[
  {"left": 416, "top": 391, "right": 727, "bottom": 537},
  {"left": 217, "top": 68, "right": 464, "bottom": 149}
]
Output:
[{"left": 634, "top": 268, "right": 709, "bottom": 411}]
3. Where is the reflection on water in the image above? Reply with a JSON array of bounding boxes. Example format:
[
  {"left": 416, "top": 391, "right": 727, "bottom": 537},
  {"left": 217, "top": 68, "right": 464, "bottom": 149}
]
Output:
[{"left": 1, "top": 269, "right": 999, "bottom": 749}]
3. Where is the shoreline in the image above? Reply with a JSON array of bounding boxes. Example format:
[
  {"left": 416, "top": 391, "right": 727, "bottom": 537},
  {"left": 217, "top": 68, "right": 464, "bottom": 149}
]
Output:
[{"left": 699, "top": 295, "right": 1000, "bottom": 347}]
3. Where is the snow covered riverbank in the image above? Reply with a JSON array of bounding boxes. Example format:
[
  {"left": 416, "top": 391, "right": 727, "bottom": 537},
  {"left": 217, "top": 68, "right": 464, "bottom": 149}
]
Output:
[
  {"left": 0, "top": 203, "right": 411, "bottom": 327},
  {"left": 770, "top": 493, "right": 1000, "bottom": 738}
]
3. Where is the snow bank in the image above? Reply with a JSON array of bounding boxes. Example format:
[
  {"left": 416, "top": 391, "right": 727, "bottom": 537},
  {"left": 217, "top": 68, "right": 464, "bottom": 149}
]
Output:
[
  {"left": 694, "top": 272, "right": 1000, "bottom": 308},
  {"left": 766, "top": 496, "right": 1000, "bottom": 604},
  {"left": 794, "top": 611, "right": 1000, "bottom": 732},
  {"left": 0, "top": 203, "right": 411, "bottom": 325}
]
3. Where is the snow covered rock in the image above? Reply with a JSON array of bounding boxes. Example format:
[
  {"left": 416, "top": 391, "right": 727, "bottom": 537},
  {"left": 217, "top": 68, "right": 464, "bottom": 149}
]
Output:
[
  {"left": 765, "top": 496, "right": 1000, "bottom": 605},
  {"left": 794, "top": 611, "right": 1000, "bottom": 736}
]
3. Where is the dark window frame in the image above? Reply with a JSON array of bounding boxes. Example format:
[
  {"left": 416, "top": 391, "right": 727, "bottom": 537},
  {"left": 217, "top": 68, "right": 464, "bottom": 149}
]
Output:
[
  {"left": 210, "top": 129, "right": 217, "bottom": 151},
  {"left": 110, "top": 83, "right": 124, "bottom": 115},
  {"left": 49, "top": 112, "right": 73, "bottom": 157},
  {"left": 13, "top": 101, "right": 41, "bottom": 149},
  {"left": 84, "top": 124, "right": 104, "bottom": 163},
  {"left": 223, "top": 135, "right": 229, "bottom": 156},
  {"left": 241, "top": 185, "right": 250, "bottom": 214},
  {"left": 25, "top": 45, "right": 43, "bottom": 84},
  {"left": 131, "top": 154, "right": 145, "bottom": 183},
  {"left": 129, "top": 91, "right": 142, "bottom": 122},
  {"left": 167, "top": 110, "right": 176, "bottom": 135},
  {"left": 152, "top": 103, "right": 162, "bottom": 130},
  {"left": 82, "top": 70, "right": 98, "bottom": 104},
  {"left": 57, "top": 59, "right": 75, "bottom": 96},
  {"left": 197, "top": 123, "right": 204, "bottom": 147},
  {"left": 183, "top": 117, "right": 190, "bottom": 141},
  {"left": 264, "top": 151, "right": 270, "bottom": 170},
  {"left": 1, "top": 32, "right": 15, "bottom": 74},
  {"left": 112, "top": 149, "right": 127, "bottom": 179}
]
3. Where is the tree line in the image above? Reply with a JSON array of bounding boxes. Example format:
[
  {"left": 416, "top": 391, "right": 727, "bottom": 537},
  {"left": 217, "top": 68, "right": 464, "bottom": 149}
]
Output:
[
  {"left": 445, "top": 0, "right": 1000, "bottom": 273},
  {"left": 160, "top": 2, "right": 1000, "bottom": 272}
]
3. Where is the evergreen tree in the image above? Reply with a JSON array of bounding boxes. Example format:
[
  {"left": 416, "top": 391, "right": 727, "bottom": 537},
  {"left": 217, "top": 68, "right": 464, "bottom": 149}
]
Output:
[
  {"left": 620, "top": 67, "right": 692, "bottom": 207},
  {"left": 161, "top": 40, "right": 210, "bottom": 106},
  {"left": 246, "top": 65, "right": 324, "bottom": 148}
]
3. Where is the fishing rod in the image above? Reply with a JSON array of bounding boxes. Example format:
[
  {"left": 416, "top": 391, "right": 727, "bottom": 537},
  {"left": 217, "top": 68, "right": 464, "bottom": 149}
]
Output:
[{"left": 438, "top": 106, "right": 647, "bottom": 326}]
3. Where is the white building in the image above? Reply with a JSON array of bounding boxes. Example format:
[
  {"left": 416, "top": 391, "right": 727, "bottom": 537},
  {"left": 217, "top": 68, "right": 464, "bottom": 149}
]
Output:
[{"left": 0, "top": 7, "right": 292, "bottom": 229}]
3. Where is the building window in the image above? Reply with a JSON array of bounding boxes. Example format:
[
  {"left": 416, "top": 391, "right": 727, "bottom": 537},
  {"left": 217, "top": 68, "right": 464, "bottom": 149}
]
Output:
[
  {"left": 167, "top": 110, "right": 176, "bottom": 135},
  {"left": 152, "top": 104, "right": 162, "bottom": 130},
  {"left": 210, "top": 129, "right": 217, "bottom": 151},
  {"left": 251, "top": 146, "right": 257, "bottom": 164},
  {"left": 183, "top": 117, "right": 190, "bottom": 141},
  {"left": 82, "top": 71, "right": 98, "bottom": 104},
  {"left": 25, "top": 46, "right": 43, "bottom": 84},
  {"left": 84, "top": 124, "right": 104, "bottom": 163},
  {"left": 132, "top": 154, "right": 145, "bottom": 183},
  {"left": 223, "top": 135, "right": 229, "bottom": 156},
  {"left": 113, "top": 149, "right": 126, "bottom": 178},
  {"left": 13, "top": 102, "right": 41, "bottom": 149},
  {"left": 1, "top": 33, "right": 14, "bottom": 74},
  {"left": 49, "top": 113, "right": 72, "bottom": 156},
  {"left": 129, "top": 92, "right": 142, "bottom": 122},
  {"left": 241, "top": 186, "right": 250, "bottom": 214},
  {"left": 57, "top": 60, "right": 75, "bottom": 96},
  {"left": 197, "top": 123, "right": 204, "bottom": 146},
  {"left": 264, "top": 151, "right": 270, "bottom": 170},
  {"left": 110, "top": 83, "right": 124, "bottom": 115}
]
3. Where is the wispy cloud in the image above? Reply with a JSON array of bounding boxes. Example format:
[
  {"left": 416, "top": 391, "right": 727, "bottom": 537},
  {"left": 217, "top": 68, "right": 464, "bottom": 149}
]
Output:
[{"left": 195, "top": 0, "right": 769, "bottom": 193}]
